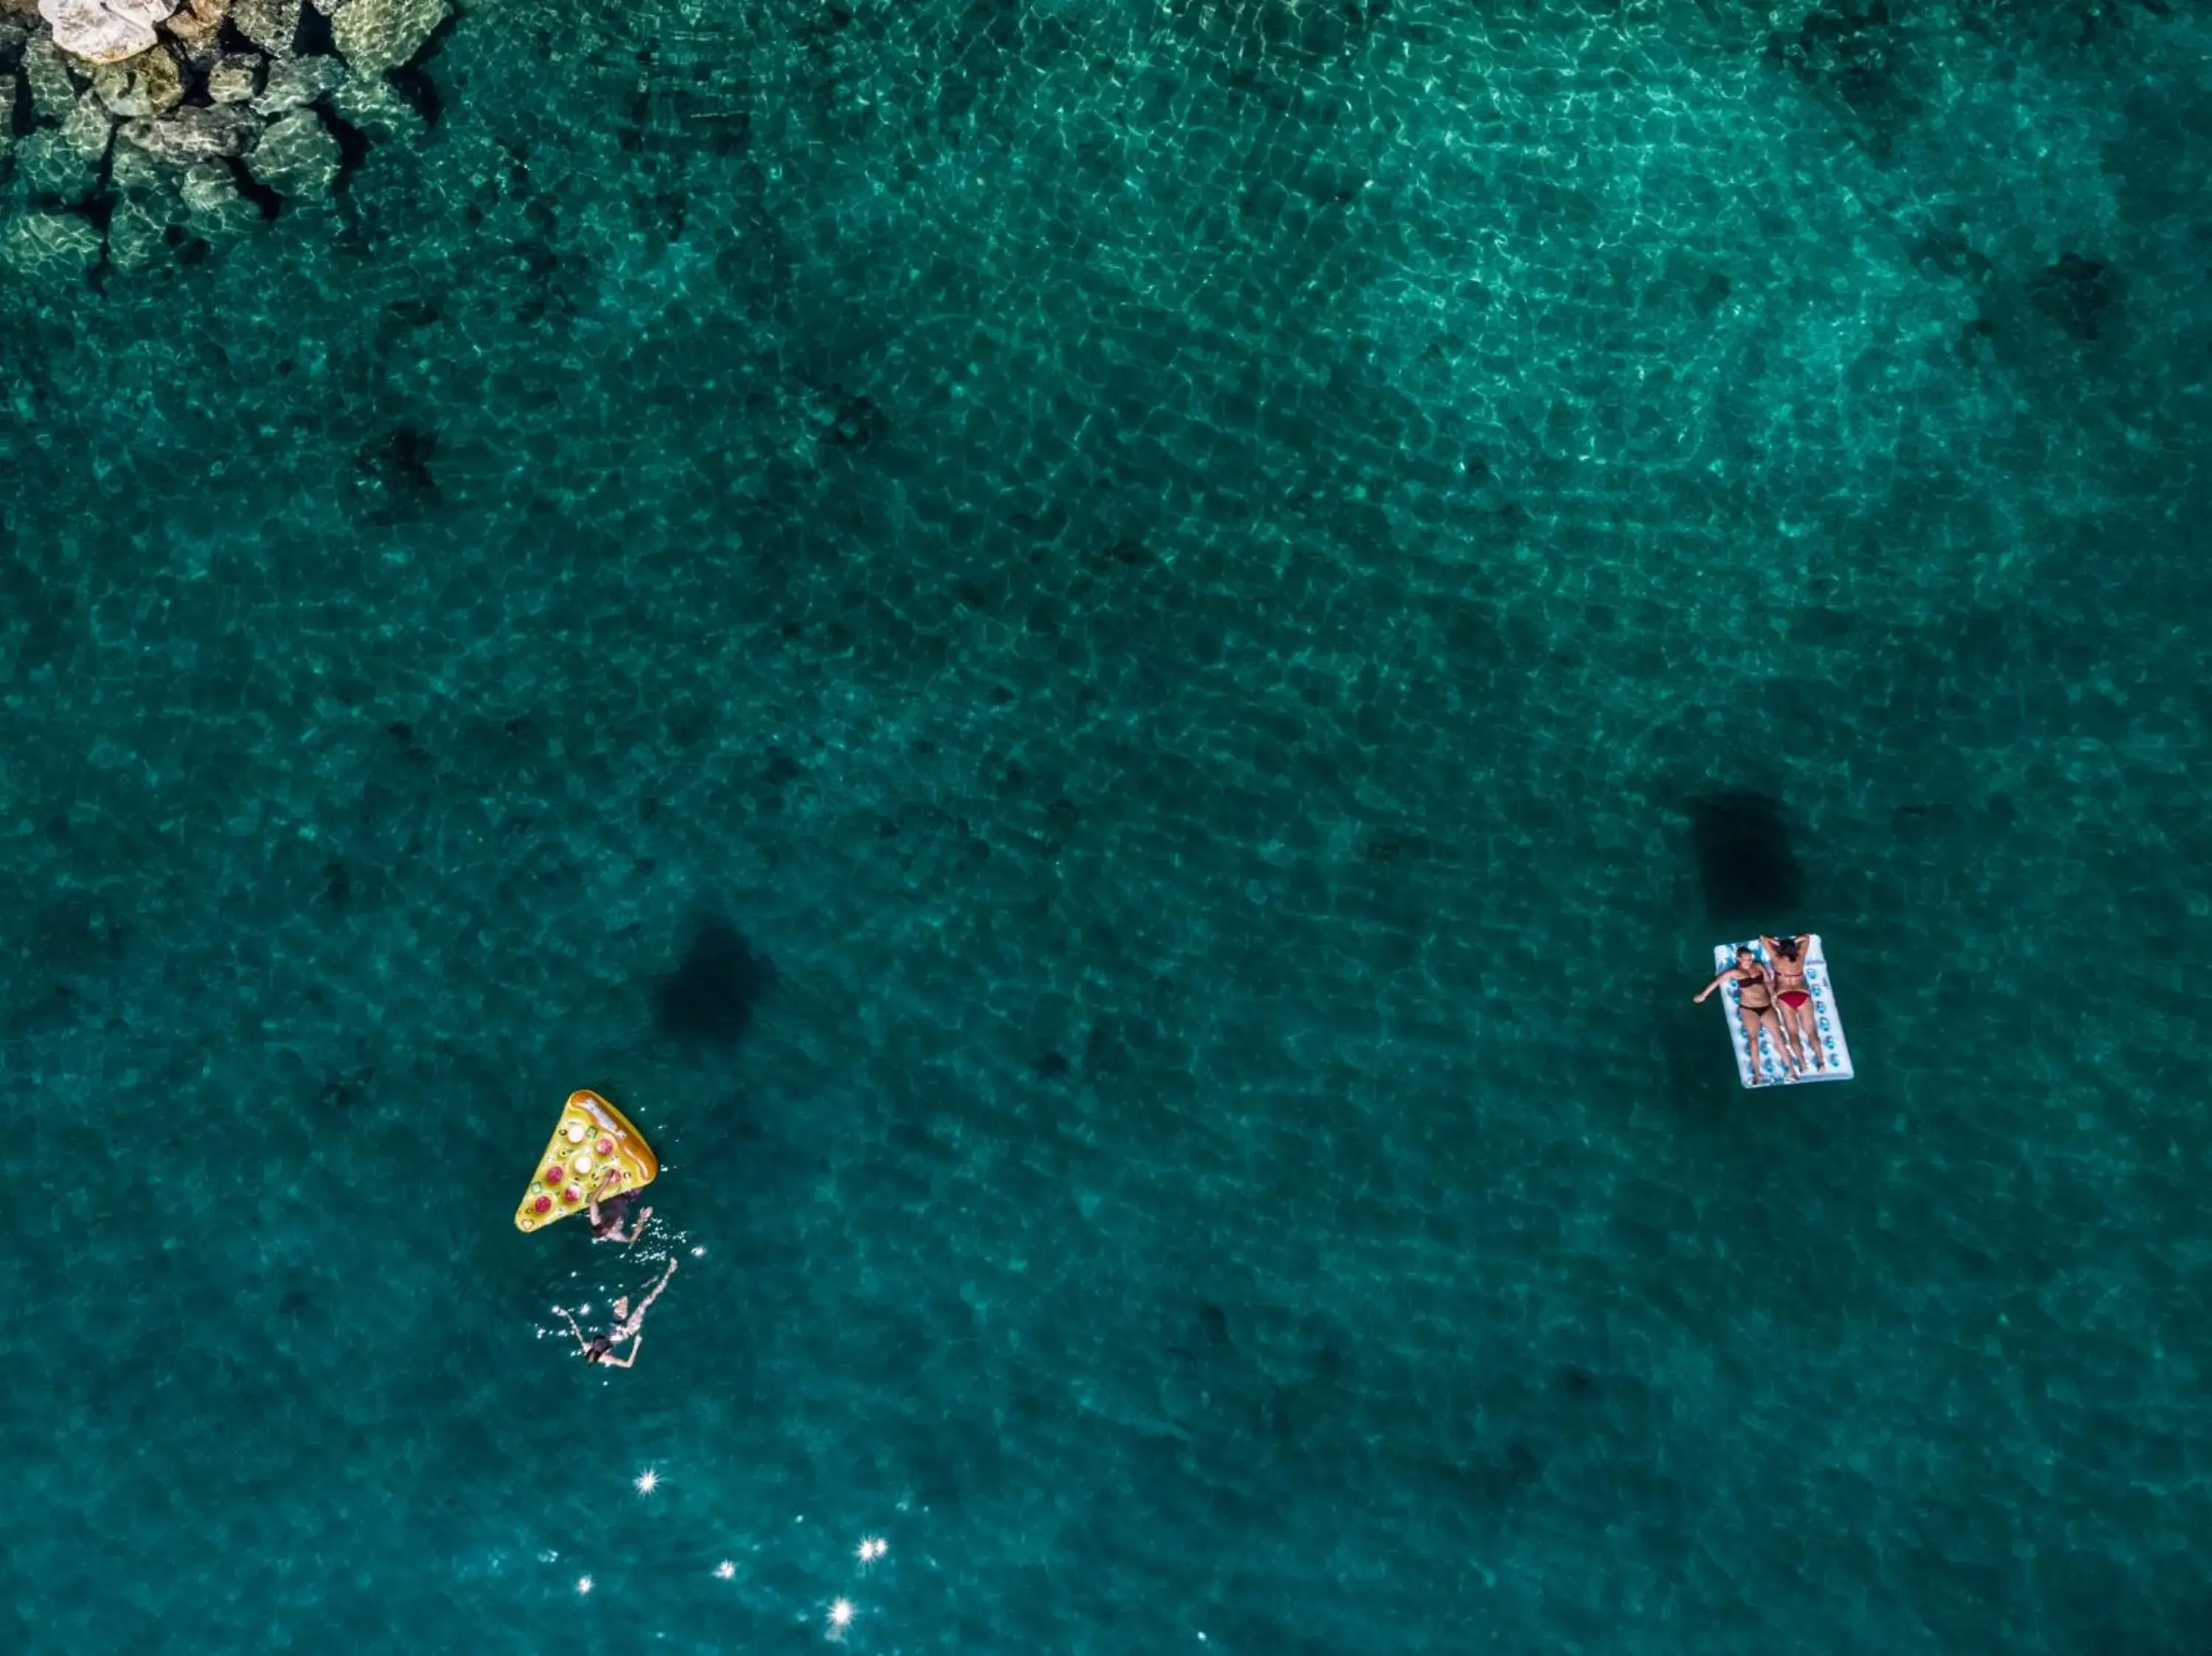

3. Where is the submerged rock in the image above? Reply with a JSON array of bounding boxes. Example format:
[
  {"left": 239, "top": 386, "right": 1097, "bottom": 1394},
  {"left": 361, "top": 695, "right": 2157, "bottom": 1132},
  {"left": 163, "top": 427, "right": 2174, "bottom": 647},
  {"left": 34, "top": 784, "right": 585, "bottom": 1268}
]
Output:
[
  {"left": 122, "top": 101, "right": 257, "bottom": 162},
  {"left": 177, "top": 158, "right": 234, "bottom": 213},
  {"left": 181, "top": 158, "right": 262, "bottom": 237},
  {"left": 326, "top": 70, "right": 418, "bottom": 140},
  {"left": 38, "top": 0, "right": 180, "bottom": 63},
  {"left": 23, "top": 34, "right": 83, "bottom": 122},
  {"left": 107, "top": 186, "right": 184, "bottom": 270},
  {"left": 248, "top": 105, "right": 339, "bottom": 196},
  {"left": 0, "top": 212, "right": 105, "bottom": 280},
  {"left": 13, "top": 128, "right": 98, "bottom": 199},
  {"left": 230, "top": 0, "right": 298, "bottom": 55},
  {"left": 252, "top": 51, "right": 344, "bottom": 114},
  {"left": 59, "top": 87, "right": 115, "bottom": 158},
  {"left": 108, "top": 136, "right": 172, "bottom": 195},
  {"left": 330, "top": 0, "right": 443, "bottom": 74},
  {"left": 17, "top": 92, "right": 111, "bottom": 198},
  {"left": 7, "top": 0, "right": 454, "bottom": 270},
  {"left": 206, "top": 50, "right": 263, "bottom": 102},
  {"left": 90, "top": 44, "right": 184, "bottom": 116}
]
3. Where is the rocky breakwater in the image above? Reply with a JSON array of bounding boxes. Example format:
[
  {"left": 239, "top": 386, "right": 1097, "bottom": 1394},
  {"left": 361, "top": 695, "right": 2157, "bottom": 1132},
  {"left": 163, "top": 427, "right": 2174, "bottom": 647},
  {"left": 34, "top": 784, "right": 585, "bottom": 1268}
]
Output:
[{"left": 0, "top": 0, "right": 448, "bottom": 279}]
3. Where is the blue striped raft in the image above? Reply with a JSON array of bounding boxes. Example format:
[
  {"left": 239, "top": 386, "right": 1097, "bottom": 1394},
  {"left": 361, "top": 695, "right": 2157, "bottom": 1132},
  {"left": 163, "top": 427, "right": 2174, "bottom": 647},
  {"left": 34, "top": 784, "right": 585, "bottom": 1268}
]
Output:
[{"left": 1712, "top": 933, "right": 1856, "bottom": 1088}]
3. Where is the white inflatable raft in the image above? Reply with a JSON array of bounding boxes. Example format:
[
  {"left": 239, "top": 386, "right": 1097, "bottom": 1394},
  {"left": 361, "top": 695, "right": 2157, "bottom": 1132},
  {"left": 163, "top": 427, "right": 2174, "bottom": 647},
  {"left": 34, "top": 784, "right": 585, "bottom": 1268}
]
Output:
[{"left": 1712, "top": 933, "right": 1854, "bottom": 1088}]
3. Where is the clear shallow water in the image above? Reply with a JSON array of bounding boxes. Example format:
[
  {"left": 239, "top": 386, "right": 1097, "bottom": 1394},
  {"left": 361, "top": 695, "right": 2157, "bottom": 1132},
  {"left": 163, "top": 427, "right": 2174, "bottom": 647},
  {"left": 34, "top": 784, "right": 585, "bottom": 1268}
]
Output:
[{"left": 5, "top": 0, "right": 2211, "bottom": 1651}]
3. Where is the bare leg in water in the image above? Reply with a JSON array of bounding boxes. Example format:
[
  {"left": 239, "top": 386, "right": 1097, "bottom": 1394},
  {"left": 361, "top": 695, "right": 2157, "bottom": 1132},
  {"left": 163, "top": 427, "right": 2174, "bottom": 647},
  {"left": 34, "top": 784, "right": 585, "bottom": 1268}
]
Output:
[
  {"left": 1742, "top": 1003, "right": 1800, "bottom": 1082},
  {"left": 1779, "top": 995, "right": 1820, "bottom": 1070},
  {"left": 611, "top": 1256, "right": 678, "bottom": 1342}
]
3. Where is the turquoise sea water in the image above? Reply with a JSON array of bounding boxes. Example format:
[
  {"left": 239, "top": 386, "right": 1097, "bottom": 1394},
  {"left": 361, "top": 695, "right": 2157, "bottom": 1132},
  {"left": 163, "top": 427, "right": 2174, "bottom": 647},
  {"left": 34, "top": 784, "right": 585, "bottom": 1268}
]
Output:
[{"left": 6, "top": 0, "right": 2212, "bottom": 1650}]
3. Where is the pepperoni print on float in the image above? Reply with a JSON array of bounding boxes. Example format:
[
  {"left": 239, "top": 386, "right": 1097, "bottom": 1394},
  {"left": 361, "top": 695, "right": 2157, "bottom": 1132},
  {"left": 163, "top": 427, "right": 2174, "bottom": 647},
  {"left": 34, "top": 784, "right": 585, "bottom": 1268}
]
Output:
[{"left": 515, "top": 1089, "right": 661, "bottom": 1231}]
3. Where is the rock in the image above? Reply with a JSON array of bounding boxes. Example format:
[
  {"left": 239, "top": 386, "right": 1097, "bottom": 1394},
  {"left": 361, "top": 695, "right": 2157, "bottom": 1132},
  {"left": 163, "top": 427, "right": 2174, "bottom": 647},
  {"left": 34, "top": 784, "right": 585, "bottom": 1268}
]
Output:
[
  {"left": 229, "top": 0, "right": 296, "bottom": 54},
  {"left": 108, "top": 138, "right": 172, "bottom": 195},
  {"left": 38, "top": 0, "right": 180, "bottom": 63},
  {"left": 90, "top": 44, "right": 184, "bottom": 116},
  {"left": 13, "top": 128, "right": 98, "bottom": 198},
  {"left": 22, "top": 35, "right": 84, "bottom": 121},
  {"left": 59, "top": 88, "right": 114, "bottom": 159},
  {"left": 162, "top": 0, "right": 226, "bottom": 46},
  {"left": 13, "top": 94, "right": 113, "bottom": 198},
  {"left": 122, "top": 102, "right": 258, "bottom": 162},
  {"left": 178, "top": 158, "right": 237, "bottom": 212},
  {"left": 17, "top": 92, "right": 112, "bottom": 198},
  {"left": 325, "top": 71, "right": 418, "bottom": 140},
  {"left": 206, "top": 52, "right": 262, "bottom": 102},
  {"left": 106, "top": 187, "right": 183, "bottom": 270},
  {"left": 180, "top": 158, "right": 261, "bottom": 237},
  {"left": 0, "top": 212, "right": 104, "bottom": 281},
  {"left": 248, "top": 105, "right": 338, "bottom": 197},
  {"left": 329, "top": 0, "right": 443, "bottom": 74},
  {"left": 252, "top": 52, "right": 344, "bottom": 114}
]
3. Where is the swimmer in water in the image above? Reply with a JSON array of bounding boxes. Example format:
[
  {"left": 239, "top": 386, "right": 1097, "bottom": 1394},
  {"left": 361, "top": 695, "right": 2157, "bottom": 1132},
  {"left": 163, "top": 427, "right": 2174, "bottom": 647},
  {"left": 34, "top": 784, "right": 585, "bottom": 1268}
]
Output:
[
  {"left": 587, "top": 1191, "right": 653, "bottom": 1246},
  {"left": 554, "top": 1256, "right": 678, "bottom": 1370}
]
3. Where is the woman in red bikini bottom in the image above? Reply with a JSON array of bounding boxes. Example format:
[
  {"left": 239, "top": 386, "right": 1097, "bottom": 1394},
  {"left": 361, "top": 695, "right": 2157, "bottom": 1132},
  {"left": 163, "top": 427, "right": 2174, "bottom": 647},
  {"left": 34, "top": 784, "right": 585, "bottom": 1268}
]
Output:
[{"left": 1761, "top": 935, "right": 1822, "bottom": 1072}]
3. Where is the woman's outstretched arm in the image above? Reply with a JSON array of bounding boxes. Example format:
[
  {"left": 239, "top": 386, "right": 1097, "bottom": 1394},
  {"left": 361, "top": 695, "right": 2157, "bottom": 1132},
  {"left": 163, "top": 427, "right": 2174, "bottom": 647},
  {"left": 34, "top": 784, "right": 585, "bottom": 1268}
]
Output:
[{"left": 551, "top": 1309, "right": 593, "bottom": 1353}]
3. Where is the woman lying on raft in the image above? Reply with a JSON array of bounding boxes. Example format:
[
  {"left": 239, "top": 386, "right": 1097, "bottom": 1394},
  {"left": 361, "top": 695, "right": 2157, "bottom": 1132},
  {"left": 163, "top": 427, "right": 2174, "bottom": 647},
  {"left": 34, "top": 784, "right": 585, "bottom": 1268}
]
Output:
[
  {"left": 1759, "top": 934, "right": 1823, "bottom": 1074},
  {"left": 1694, "top": 944, "right": 1802, "bottom": 1084}
]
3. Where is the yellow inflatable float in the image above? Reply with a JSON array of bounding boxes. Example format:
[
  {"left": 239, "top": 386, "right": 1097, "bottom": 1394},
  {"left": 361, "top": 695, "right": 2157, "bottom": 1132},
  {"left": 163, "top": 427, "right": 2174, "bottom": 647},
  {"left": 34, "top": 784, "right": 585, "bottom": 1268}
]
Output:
[{"left": 515, "top": 1089, "right": 659, "bottom": 1231}]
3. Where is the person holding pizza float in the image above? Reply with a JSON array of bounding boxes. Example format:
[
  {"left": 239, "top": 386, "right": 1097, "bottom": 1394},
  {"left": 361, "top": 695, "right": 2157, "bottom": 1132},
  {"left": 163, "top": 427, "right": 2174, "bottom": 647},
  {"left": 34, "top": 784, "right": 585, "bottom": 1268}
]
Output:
[
  {"left": 588, "top": 1191, "right": 653, "bottom": 1246},
  {"left": 518, "top": 1088, "right": 677, "bottom": 1371}
]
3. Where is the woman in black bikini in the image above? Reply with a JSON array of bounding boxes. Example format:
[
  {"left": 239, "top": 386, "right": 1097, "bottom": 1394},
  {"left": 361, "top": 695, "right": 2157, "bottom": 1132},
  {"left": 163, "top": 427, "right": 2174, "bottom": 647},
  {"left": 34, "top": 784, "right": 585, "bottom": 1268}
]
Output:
[
  {"left": 554, "top": 1256, "right": 678, "bottom": 1370},
  {"left": 1694, "top": 944, "right": 1799, "bottom": 1083},
  {"left": 1760, "top": 934, "right": 1822, "bottom": 1073}
]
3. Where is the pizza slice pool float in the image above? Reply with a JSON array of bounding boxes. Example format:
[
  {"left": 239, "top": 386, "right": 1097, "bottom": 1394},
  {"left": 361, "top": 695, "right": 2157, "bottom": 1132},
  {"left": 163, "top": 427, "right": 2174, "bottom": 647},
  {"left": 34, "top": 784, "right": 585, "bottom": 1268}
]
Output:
[{"left": 515, "top": 1089, "right": 659, "bottom": 1231}]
